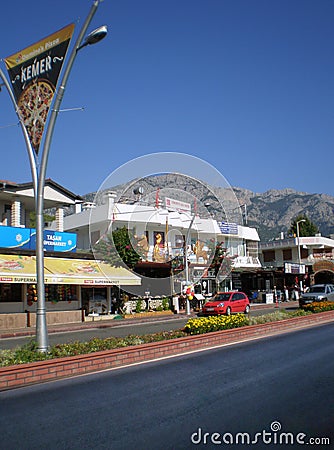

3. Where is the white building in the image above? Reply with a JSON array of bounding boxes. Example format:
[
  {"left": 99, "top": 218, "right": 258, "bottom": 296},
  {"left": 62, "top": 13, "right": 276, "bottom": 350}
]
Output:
[
  {"left": 259, "top": 234, "right": 334, "bottom": 290},
  {"left": 61, "top": 190, "right": 261, "bottom": 296}
]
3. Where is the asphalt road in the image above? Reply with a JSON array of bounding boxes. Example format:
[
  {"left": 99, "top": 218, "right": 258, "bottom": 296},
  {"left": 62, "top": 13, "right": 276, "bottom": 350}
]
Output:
[
  {"left": 0, "top": 306, "right": 293, "bottom": 349},
  {"left": 1, "top": 323, "right": 333, "bottom": 450}
]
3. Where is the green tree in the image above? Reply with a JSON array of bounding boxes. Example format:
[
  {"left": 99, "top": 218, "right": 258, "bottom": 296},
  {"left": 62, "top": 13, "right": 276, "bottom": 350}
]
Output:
[
  {"left": 209, "top": 241, "right": 234, "bottom": 277},
  {"left": 289, "top": 215, "right": 319, "bottom": 237},
  {"left": 29, "top": 211, "right": 55, "bottom": 228},
  {"left": 93, "top": 226, "right": 141, "bottom": 269}
]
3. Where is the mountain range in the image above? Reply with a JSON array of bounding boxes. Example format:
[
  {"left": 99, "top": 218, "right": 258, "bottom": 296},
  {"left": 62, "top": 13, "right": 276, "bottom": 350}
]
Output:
[
  {"left": 232, "top": 187, "right": 334, "bottom": 240},
  {"left": 83, "top": 174, "right": 334, "bottom": 241}
]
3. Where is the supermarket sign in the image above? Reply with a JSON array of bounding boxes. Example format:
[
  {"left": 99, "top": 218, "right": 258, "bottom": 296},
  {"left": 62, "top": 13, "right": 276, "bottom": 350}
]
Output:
[
  {"left": 165, "top": 197, "right": 191, "bottom": 213},
  {"left": 0, "top": 226, "right": 76, "bottom": 252}
]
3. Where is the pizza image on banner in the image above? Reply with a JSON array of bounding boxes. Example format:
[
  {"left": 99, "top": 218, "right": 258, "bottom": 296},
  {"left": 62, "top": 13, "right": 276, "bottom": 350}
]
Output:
[{"left": 4, "top": 23, "right": 75, "bottom": 154}]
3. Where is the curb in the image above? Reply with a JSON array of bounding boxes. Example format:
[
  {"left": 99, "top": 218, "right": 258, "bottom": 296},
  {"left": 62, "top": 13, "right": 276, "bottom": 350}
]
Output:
[{"left": 1, "top": 309, "right": 333, "bottom": 391}]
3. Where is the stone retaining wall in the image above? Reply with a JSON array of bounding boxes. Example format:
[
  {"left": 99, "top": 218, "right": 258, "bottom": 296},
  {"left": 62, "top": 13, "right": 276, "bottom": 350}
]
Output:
[
  {"left": 0, "top": 313, "right": 27, "bottom": 330},
  {"left": 0, "top": 311, "right": 82, "bottom": 330},
  {"left": 28, "top": 310, "right": 82, "bottom": 327},
  {"left": 1, "top": 310, "right": 334, "bottom": 391}
]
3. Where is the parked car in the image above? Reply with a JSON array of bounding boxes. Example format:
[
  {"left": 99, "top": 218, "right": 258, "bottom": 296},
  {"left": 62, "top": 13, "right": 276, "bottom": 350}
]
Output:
[
  {"left": 299, "top": 284, "right": 334, "bottom": 308},
  {"left": 201, "top": 291, "right": 250, "bottom": 316}
]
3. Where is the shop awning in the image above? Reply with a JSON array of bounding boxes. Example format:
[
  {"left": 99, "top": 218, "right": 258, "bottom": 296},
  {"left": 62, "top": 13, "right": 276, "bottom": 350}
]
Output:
[
  {"left": 0, "top": 254, "right": 141, "bottom": 286},
  {"left": 0, "top": 254, "right": 50, "bottom": 283},
  {"left": 44, "top": 257, "right": 141, "bottom": 286}
]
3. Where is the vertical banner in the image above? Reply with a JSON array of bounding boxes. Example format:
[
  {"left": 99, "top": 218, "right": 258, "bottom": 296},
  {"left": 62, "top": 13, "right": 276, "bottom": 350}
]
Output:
[{"left": 4, "top": 23, "right": 75, "bottom": 154}]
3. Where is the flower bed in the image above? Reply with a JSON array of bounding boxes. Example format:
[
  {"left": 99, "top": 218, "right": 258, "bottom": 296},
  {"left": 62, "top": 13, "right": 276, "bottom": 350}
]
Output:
[
  {"left": 184, "top": 314, "right": 249, "bottom": 334},
  {"left": 124, "top": 310, "right": 174, "bottom": 319},
  {"left": 183, "top": 309, "right": 309, "bottom": 334},
  {"left": 302, "top": 301, "right": 334, "bottom": 313}
]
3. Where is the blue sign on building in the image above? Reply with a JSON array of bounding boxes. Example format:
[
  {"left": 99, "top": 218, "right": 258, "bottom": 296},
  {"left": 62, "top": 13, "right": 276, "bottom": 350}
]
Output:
[
  {"left": 0, "top": 226, "right": 77, "bottom": 252},
  {"left": 218, "top": 221, "right": 239, "bottom": 235},
  {"left": 0, "top": 227, "right": 31, "bottom": 249}
]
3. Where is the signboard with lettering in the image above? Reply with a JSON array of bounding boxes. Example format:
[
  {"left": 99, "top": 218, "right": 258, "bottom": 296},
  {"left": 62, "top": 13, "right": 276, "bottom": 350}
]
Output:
[
  {"left": 4, "top": 24, "right": 75, "bottom": 154},
  {"left": 284, "top": 262, "right": 305, "bottom": 274},
  {"left": 165, "top": 197, "right": 191, "bottom": 213},
  {"left": 218, "top": 221, "right": 239, "bottom": 235},
  {"left": 0, "top": 226, "right": 76, "bottom": 252},
  {"left": 41, "top": 230, "right": 77, "bottom": 252}
]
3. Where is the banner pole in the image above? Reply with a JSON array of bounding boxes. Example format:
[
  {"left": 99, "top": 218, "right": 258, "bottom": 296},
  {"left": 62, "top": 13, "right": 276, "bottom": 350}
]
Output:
[{"left": 35, "top": 1, "right": 101, "bottom": 352}]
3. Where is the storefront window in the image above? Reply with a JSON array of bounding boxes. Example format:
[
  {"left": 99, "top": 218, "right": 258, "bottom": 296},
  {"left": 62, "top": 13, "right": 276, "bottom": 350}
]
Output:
[
  {"left": 81, "top": 287, "right": 107, "bottom": 315},
  {"left": 26, "top": 284, "right": 77, "bottom": 306},
  {"left": 47, "top": 285, "right": 77, "bottom": 304},
  {"left": 0, "top": 284, "right": 22, "bottom": 302}
]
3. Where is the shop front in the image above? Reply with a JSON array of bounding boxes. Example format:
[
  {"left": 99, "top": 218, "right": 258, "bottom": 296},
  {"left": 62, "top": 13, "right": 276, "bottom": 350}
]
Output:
[{"left": 0, "top": 254, "right": 141, "bottom": 315}]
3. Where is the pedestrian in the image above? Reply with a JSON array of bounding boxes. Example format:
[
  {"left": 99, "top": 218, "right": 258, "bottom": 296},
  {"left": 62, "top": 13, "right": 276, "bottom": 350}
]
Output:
[{"left": 284, "top": 286, "right": 289, "bottom": 302}]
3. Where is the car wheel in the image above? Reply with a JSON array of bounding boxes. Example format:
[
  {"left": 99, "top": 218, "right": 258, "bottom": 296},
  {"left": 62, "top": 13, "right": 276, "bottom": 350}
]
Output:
[
  {"left": 226, "top": 307, "right": 231, "bottom": 316},
  {"left": 245, "top": 305, "right": 250, "bottom": 314}
]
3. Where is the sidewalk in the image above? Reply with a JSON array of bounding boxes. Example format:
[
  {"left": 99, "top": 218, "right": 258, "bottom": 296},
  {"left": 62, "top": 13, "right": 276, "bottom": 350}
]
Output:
[{"left": 0, "top": 301, "right": 299, "bottom": 339}]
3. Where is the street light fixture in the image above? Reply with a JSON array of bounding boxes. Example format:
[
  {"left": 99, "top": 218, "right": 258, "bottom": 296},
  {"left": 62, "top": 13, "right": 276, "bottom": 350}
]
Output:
[
  {"left": 297, "top": 219, "right": 306, "bottom": 293},
  {"left": 77, "top": 25, "right": 108, "bottom": 50},
  {"left": 1, "top": 0, "right": 107, "bottom": 352}
]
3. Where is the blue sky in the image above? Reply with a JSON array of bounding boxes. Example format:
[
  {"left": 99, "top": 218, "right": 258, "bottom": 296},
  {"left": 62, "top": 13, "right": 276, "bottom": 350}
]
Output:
[{"left": 0, "top": 0, "right": 333, "bottom": 197}]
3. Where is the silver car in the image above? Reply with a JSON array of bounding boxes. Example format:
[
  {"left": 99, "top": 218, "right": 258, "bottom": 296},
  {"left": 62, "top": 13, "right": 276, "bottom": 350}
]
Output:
[{"left": 299, "top": 284, "right": 334, "bottom": 308}]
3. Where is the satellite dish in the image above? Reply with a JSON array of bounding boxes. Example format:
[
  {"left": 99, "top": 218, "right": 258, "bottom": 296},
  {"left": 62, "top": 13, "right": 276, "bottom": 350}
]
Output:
[{"left": 133, "top": 187, "right": 144, "bottom": 195}]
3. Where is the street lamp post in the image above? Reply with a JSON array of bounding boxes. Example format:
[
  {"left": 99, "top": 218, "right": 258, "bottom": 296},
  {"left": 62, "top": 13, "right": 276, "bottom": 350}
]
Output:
[
  {"left": 296, "top": 219, "right": 306, "bottom": 293},
  {"left": 1, "top": 1, "right": 107, "bottom": 352}
]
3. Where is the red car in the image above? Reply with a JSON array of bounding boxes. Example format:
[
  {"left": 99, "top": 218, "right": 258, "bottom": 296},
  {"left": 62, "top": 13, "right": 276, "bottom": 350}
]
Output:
[{"left": 202, "top": 291, "right": 250, "bottom": 316}]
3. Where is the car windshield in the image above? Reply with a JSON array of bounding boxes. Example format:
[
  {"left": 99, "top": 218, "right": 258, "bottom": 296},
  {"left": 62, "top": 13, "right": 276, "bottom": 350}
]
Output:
[
  {"left": 213, "top": 294, "right": 231, "bottom": 301},
  {"left": 308, "top": 286, "right": 325, "bottom": 293}
]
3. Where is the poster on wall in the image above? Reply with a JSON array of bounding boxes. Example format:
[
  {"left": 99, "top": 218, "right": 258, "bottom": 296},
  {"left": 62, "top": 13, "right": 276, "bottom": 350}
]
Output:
[
  {"left": 4, "top": 23, "right": 75, "bottom": 154},
  {"left": 153, "top": 231, "right": 165, "bottom": 262},
  {"left": 89, "top": 297, "right": 108, "bottom": 314}
]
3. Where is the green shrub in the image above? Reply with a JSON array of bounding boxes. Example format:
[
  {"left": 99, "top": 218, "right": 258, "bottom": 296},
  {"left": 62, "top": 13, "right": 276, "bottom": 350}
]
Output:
[
  {"left": 135, "top": 299, "right": 143, "bottom": 313},
  {"left": 248, "top": 309, "right": 309, "bottom": 325},
  {"left": 0, "top": 331, "right": 187, "bottom": 367},
  {"left": 0, "top": 340, "right": 49, "bottom": 366},
  {"left": 162, "top": 297, "right": 170, "bottom": 311}
]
